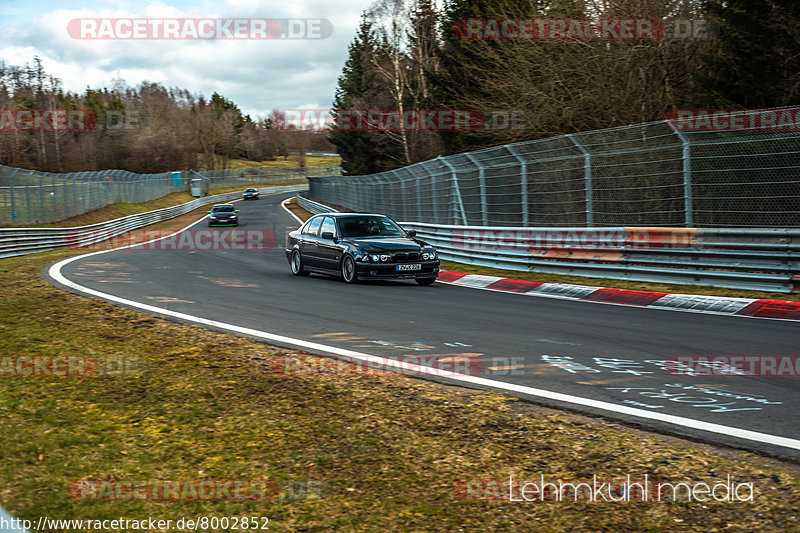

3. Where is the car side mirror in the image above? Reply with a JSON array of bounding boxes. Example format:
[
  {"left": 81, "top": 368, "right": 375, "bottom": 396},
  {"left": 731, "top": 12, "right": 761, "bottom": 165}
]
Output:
[
  {"left": 321, "top": 231, "right": 334, "bottom": 240},
  {"left": 207, "top": 211, "right": 211, "bottom": 214},
  {"left": 235, "top": 210, "right": 240, "bottom": 212},
  {"left": 407, "top": 230, "right": 417, "bottom": 237}
]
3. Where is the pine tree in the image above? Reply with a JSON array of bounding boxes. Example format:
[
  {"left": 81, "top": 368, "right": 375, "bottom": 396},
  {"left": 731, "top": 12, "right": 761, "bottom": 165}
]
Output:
[
  {"left": 328, "top": 16, "right": 389, "bottom": 175},
  {"left": 695, "top": 0, "right": 800, "bottom": 107},
  {"left": 431, "top": 0, "right": 545, "bottom": 154}
]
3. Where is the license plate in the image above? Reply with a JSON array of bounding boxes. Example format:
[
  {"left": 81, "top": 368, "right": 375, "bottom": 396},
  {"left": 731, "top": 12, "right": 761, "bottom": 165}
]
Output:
[{"left": 396, "top": 263, "right": 422, "bottom": 271}]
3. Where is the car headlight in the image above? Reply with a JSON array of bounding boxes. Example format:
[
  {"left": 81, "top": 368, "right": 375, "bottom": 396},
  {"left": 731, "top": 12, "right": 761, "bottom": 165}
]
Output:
[{"left": 422, "top": 252, "right": 436, "bottom": 260}]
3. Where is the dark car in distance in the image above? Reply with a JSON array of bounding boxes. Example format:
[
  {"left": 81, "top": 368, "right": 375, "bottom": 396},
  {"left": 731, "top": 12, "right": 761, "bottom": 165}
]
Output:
[
  {"left": 243, "top": 188, "right": 259, "bottom": 200},
  {"left": 207, "top": 204, "right": 239, "bottom": 226},
  {"left": 285, "top": 213, "right": 439, "bottom": 285}
]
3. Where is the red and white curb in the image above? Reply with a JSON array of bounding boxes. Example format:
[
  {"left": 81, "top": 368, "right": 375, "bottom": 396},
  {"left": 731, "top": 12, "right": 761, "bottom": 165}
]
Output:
[{"left": 437, "top": 271, "right": 800, "bottom": 321}]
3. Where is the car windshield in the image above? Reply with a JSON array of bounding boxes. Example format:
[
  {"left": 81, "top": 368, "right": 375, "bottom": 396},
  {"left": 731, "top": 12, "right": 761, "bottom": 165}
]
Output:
[
  {"left": 338, "top": 216, "right": 404, "bottom": 238},
  {"left": 212, "top": 205, "right": 235, "bottom": 213},
  {"left": 245, "top": 188, "right": 257, "bottom": 192}
]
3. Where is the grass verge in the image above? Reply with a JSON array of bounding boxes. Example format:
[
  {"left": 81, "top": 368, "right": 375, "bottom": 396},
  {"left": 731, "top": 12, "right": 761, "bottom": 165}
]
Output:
[
  {"left": 0, "top": 200, "right": 798, "bottom": 531},
  {"left": 211, "top": 154, "right": 341, "bottom": 170}
]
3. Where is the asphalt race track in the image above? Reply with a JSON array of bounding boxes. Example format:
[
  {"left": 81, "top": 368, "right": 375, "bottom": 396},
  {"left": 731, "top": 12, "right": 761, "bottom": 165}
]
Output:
[{"left": 45, "top": 191, "right": 800, "bottom": 461}]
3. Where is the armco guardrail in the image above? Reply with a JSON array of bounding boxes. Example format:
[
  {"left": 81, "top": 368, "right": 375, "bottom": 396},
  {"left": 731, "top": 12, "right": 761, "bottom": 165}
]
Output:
[
  {"left": 399, "top": 222, "right": 800, "bottom": 293},
  {"left": 297, "top": 195, "right": 339, "bottom": 215},
  {"left": 0, "top": 185, "right": 307, "bottom": 259}
]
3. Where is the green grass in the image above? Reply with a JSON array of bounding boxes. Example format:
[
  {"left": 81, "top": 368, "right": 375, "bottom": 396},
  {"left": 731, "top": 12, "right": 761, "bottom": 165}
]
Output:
[
  {"left": 205, "top": 154, "right": 340, "bottom": 170},
  {"left": 1, "top": 251, "right": 800, "bottom": 531}
]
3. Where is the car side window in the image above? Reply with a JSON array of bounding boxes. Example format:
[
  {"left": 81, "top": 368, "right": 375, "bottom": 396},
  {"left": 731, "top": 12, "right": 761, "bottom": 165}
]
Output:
[
  {"left": 302, "top": 217, "right": 323, "bottom": 236},
  {"left": 320, "top": 217, "right": 336, "bottom": 237}
]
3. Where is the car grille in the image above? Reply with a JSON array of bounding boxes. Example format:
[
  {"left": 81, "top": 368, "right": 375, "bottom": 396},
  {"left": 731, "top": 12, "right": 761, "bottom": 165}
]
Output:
[{"left": 393, "top": 252, "right": 420, "bottom": 262}]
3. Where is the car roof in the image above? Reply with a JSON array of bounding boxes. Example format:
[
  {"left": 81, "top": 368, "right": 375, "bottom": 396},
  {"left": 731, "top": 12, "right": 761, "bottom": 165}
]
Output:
[
  {"left": 212, "top": 204, "right": 235, "bottom": 208},
  {"left": 310, "top": 213, "right": 388, "bottom": 219}
]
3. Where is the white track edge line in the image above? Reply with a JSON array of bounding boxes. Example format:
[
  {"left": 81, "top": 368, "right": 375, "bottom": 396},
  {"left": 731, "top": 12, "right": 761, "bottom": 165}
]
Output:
[
  {"left": 281, "top": 197, "right": 305, "bottom": 225},
  {"left": 44, "top": 199, "right": 800, "bottom": 452}
]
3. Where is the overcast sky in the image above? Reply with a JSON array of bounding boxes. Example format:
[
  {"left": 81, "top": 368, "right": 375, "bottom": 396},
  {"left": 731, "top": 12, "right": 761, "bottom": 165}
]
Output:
[{"left": 0, "top": 0, "right": 373, "bottom": 120}]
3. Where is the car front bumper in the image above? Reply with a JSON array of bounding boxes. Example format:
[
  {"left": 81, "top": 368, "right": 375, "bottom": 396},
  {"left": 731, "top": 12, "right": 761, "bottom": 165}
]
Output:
[
  {"left": 355, "top": 260, "right": 440, "bottom": 280},
  {"left": 209, "top": 219, "right": 239, "bottom": 226}
]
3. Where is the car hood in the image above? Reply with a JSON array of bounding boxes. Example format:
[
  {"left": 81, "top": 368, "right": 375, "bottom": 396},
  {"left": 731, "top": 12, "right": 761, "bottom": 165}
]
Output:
[
  {"left": 210, "top": 212, "right": 236, "bottom": 218},
  {"left": 346, "top": 236, "right": 427, "bottom": 252}
]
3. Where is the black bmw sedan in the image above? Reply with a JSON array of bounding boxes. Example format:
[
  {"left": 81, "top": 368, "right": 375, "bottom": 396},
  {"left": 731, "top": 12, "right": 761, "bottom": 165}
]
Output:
[
  {"left": 207, "top": 204, "right": 240, "bottom": 226},
  {"left": 285, "top": 213, "right": 440, "bottom": 285}
]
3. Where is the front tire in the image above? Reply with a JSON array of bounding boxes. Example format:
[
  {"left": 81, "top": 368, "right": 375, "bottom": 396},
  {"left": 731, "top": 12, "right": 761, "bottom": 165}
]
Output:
[
  {"left": 416, "top": 277, "right": 436, "bottom": 286},
  {"left": 291, "top": 250, "right": 309, "bottom": 276},
  {"left": 341, "top": 255, "right": 358, "bottom": 284}
]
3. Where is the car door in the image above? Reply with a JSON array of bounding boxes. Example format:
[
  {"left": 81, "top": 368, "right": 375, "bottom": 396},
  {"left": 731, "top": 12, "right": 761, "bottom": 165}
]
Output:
[
  {"left": 299, "top": 216, "right": 323, "bottom": 268},
  {"left": 316, "top": 216, "right": 341, "bottom": 272}
]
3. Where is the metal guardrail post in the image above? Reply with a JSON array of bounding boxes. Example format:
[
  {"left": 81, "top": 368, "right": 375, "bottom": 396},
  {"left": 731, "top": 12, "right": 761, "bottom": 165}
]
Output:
[
  {"left": 24, "top": 173, "right": 32, "bottom": 224},
  {"left": 420, "top": 163, "right": 440, "bottom": 224},
  {"left": 567, "top": 134, "right": 593, "bottom": 227},
  {"left": 369, "top": 175, "right": 378, "bottom": 213},
  {"left": 8, "top": 169, "right": 17, "bottom": 223},
  {"left": 397, "top": 171, "right": 409, "bottom": 221},
  {"left": 38, "top": 173, "right": 45, "bottom": 224},
  {"left": 505, "top": 145, "right": 528, "bottom": 226},
  {"left": 415, "top": 174, "right": 423, "bottom": 221},
  {"left": 83, "top": 173, "right": 90, "bottom": 214},
  {"left": 666, "top": 120, "right": 694, "bottom": 227},
  {"left": 465, "top": 153, "right": 488, "bottom": 226},
  {"left": 439, "top": 157, "right": 468, "bottom": 225},
  {"left": 51, "top": 173, "right": 57, "bottom": 222},
  {"left": 72, "top": 174, "right": 79, "bottom": 219},
  {"left": 376, "top": 174, "right": 387, "bottom": 215}
]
